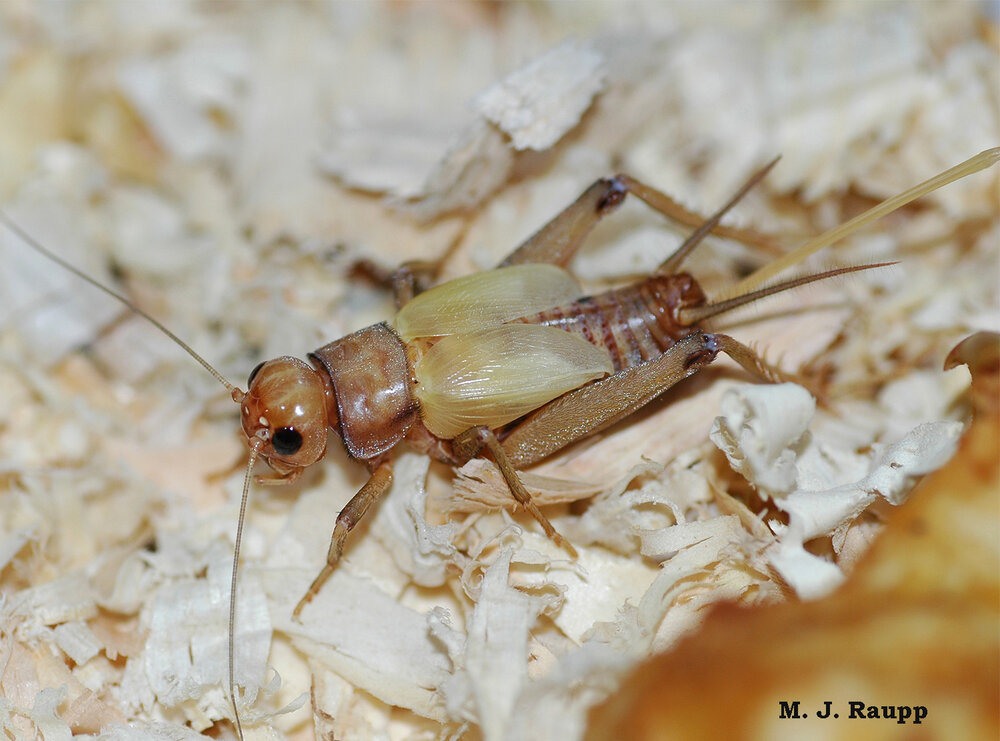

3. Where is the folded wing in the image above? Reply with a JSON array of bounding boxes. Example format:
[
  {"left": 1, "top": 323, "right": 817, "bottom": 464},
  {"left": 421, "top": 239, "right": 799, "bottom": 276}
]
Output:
[
  {"left": 394, "top": 264, "right": 581, "bottom": 340},
  {"left": 415, "top": 323, "right": 612, "bottom": 438}
]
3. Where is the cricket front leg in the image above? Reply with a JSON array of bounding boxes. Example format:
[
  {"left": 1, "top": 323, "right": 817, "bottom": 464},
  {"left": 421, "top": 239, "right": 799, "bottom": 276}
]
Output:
[
  {"left": 452, "top": 426, "right": 578, "bottom": 557},
  {"left": 292, "top": 460, "right": 393, "bottom": 620}
]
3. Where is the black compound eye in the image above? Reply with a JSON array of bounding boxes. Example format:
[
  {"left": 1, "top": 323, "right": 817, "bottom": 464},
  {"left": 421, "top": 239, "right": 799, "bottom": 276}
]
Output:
[
  {"left": 272, "top": 427, "right": 303, "bottom": 456},
  {"left": 247, "top": 361, "right": 266, "bottom": 388}
]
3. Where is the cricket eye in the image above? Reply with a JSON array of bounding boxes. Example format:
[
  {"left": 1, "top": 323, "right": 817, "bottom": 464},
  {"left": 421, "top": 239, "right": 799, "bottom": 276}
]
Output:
[{"left": 272, "top": 426, "right": 304, "bottom": 456}]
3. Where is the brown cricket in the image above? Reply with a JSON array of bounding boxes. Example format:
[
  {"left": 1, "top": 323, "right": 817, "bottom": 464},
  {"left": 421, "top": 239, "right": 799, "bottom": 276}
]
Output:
[{"left": 3, "top": 147, "right": 996, "bottom": 739}]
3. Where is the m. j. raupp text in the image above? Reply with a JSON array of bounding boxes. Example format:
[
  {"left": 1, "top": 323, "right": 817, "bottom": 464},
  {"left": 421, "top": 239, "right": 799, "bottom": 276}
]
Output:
[{"left": 778, "top": 701, "right": 927, "bottom": 723}]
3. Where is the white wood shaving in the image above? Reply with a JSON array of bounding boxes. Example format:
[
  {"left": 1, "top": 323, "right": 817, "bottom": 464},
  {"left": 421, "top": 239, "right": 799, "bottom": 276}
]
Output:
[
  {"left": 712, "top": 383, "right": 963, "bottom": 599},
  {"left": 709, "top": 383, "right": 815, "bottom": 497},
  {"left": 52, "top": 622, "right": 102, "bottom": 667},
  {"left": 474, "top": 40, "right": 606, "bottom": 151}
]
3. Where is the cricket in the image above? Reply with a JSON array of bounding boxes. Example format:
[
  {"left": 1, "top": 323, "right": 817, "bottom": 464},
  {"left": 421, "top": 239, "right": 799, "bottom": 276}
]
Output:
[{"left": 2, "top": 146, "right": 997, "bottom": 739}]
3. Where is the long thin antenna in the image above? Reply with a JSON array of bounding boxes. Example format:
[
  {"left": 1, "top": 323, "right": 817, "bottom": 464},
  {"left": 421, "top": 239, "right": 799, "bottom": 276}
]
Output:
[
  {"left": 229, "top": 444, "right": 259, "bottom": 741},
  {"left": 678, "top": 262, "right": 896, "bottom": 326},
  {"left": 730, "top": 148, "right": 1000, "bottom": 296},
  {"left": 0, "top": 210, "right": 239, "bottom": 395}
]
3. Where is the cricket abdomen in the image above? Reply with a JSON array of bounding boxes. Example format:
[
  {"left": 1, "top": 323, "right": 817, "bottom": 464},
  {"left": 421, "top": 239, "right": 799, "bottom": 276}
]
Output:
[{"left": 515, "top": 273, "right": 708, "bottom": 372}]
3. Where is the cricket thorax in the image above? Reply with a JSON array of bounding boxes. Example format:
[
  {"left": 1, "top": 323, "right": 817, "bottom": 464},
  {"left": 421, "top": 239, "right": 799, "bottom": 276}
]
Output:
[{"left": 309, "top": 322, "right": 419, "bottom": 461}]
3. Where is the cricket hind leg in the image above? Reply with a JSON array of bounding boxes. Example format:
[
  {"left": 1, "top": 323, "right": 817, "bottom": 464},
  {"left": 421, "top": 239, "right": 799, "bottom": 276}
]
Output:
[
  {"left": 499, "top": 163, "right": 781, "bottom": 269},
  {"left": 292, "top": 460, "right": 393, "bottom": 620},
  {"left": 443, "top": 334, "right": 727, "bottom": 553},
  {"left": 711, "top": 333, "right": 792, "bottom": 384},
  {"left": 714, "top": 332, "right": 829, "bottom": 403},
  {"left": 451, "top": 425, "right": 578, "bottom": 557},
  {"left": 499, "top": 331, "right": 796, "bottom": 469},
  {"left": 447, "top": 336, "right": 795, "bottom": 554}
]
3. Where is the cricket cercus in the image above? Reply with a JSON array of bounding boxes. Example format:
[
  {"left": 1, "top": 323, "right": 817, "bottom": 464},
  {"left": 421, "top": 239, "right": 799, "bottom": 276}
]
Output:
[{"left": 4, "top": 146, "right": 997, "bottom": 738}]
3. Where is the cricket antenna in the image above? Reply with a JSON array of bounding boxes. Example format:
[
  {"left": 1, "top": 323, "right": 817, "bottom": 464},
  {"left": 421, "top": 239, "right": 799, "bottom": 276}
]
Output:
[
  {"left": 1, "top": 208, "right": 254, "bottom": 736},
  {"left": 0, "top": 209, "right": 242, "bottom": 399},
  {"left": 730, "top": 147, "right": 1000, "bottom": 296},
  {"left": 229, "top": 444, "right": 260, "bottom": 741}
]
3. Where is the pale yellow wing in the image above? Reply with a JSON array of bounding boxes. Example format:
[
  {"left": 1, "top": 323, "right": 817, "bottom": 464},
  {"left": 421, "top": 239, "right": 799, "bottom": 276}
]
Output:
[
  {"left": 394, "top": 264, "right": 581, "bottom": 341},
  {"left": 415, "top": 323, "right": 613, "bottom": 439}
]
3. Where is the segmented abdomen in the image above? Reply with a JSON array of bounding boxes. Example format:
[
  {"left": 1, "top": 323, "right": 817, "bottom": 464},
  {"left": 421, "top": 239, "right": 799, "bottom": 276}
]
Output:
[{"left": 514, "top": 273, "right": 707, "bottom": 372}]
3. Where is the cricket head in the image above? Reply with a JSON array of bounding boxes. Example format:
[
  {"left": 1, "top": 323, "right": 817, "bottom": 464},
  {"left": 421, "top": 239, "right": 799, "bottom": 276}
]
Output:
[{"left": 237, "top": 356, "right": 333, "bottom": 474}]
